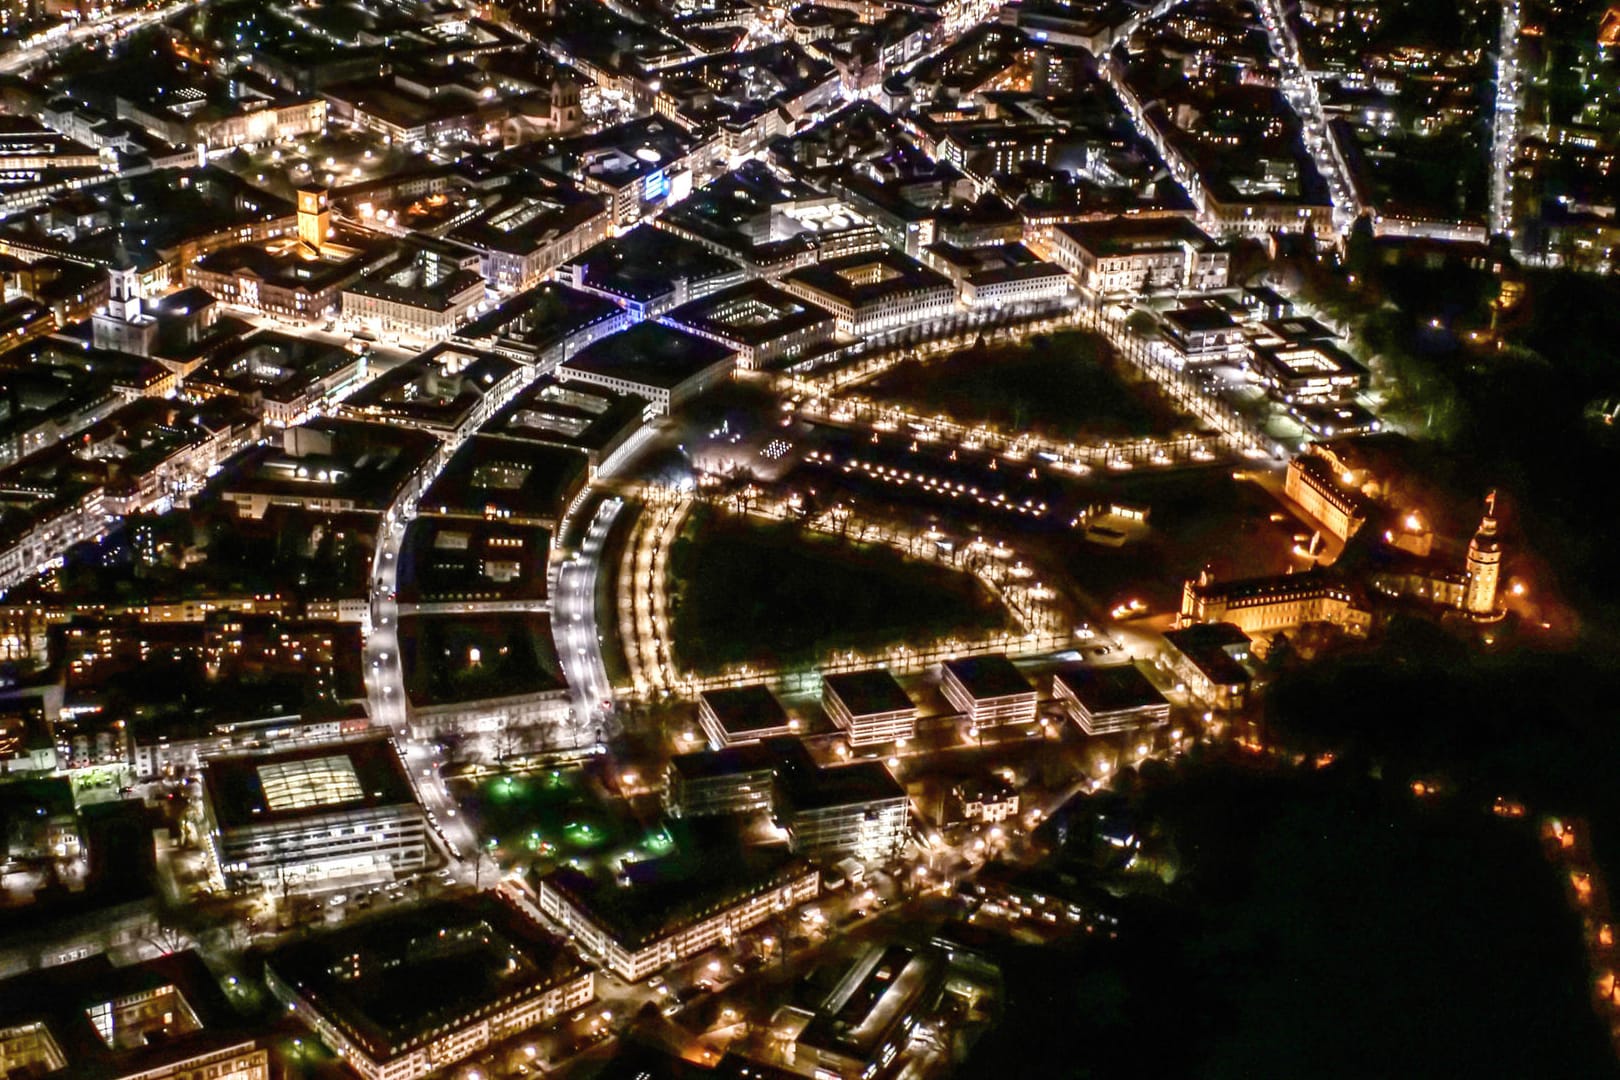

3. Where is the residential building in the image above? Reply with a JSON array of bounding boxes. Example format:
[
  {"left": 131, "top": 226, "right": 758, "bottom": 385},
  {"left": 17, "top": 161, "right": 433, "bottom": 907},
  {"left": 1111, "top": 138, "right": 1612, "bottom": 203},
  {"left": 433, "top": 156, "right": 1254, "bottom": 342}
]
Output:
[
  {"left": 531, "top": 820, "right": 819, "bottom": 981},
  {"left": 0, "top": 951, "right": 269, "bottom": 1080},
  {"left": 265, "top": 898, "right": 593, "bottom": 1080}
]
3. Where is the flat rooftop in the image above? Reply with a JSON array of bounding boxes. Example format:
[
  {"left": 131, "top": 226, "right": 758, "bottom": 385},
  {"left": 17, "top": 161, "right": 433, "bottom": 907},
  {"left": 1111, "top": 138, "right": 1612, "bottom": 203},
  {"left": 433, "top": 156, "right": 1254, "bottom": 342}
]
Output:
[
  {"left": 202, "top": 736, "right": 419, "bottom": 831},
  {"left": 420, "top": 435, "right": 588, "bottom": 522},
  {"left": 1055, "top": 215, "right": 1220, "bottom": 256},
  {"left": 449, "top": 185, "right": 606, "bottom": 257},
  {"left": 194, "top": 230, "right": 392, "bottom": 292},
  {"left": 943, "top": 654, "right": 1033, "bottom": 700},
  {"left": 800, "top": 944, "right": 940, "bottom": 1061},
  {"left": 1163, "top": 306, "right": 1239, "bottom": 334},
  {"left": 562, "top": 322, "right": 736, "bottom": 392},
  {"left": 822, "top": 669, "right": 915, "bottom": 717},
  {"left": 540, "top": 817, "right": 810, "bottom": 949},
  {"left": 785, "top": 250, "right": 952, "bottom": 307},
  {"left": 773, "top": 740, "right": 906, "bottom": 811},
  {"left": 573, "top": 226, "right": 742, "bottom": 303},
  {"left": 1256, "top": 316, "right": 1336, "bottom": 344},
  {"left": 195, "top": 331, "right": 357, "bottom": 404},
  {"left": 701, "top": 684, "right": 791, "bottom": 736},
  {"left": 458, "top": 281, "right": 623, "bottom": 351},
  {"left": 664, "top": 281, "right": 835, "bottom": 347},
  {"left": 667, "top": 742, "right": 779, "bottom": 782},
  {"left": 1258, "top": 341, "right": 1366, "bottom": 379},
  {"left": 1162, "top": 622, "right": 1252, "bottom": 687},
  {"left": 212, "top": 419, "right": 440, "bottom": 513},
  {"left": 1053, "top": 662, "right": 1168, "bottom": 714},
  {"left": 342, "top": 345, "right": 519, "bottom": 428},
  {"left": 779, "top": 758, "right": 906, "bottom": 811},
  {"left": 266, "top": 897, "right": 585, "bottom": 1061},
  {"left": 0, "top": 951, "right": 259, "bottom": 1080},
  {"left": 484, "top": 375, "right": 649, "bottom": 456}
]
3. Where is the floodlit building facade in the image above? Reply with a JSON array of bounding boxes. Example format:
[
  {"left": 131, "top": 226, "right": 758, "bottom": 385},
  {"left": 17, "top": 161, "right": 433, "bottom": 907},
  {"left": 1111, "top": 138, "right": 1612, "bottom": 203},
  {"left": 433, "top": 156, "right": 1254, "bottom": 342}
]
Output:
[{"left": 198, "top": 739, "right": 431, "bottom": 892}]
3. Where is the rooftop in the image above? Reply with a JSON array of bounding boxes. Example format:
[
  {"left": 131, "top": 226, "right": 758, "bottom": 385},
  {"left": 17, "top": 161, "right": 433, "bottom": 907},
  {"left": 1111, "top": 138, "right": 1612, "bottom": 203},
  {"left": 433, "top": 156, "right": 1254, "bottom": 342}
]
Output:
[
  {"left": 484, "top": 375, "right": 650, "bottom": 457},
  {"left": 213, "top": 419, "right": 440, "bottom": 513},
  {"left": 942, "top": 654, "right": 1033, "bottom": 700},
  {"left": 1161, "top": 622, "right": 1253, "bottom": 688},
  {"left": 0, "top": 951, "right": 259, "bottom": 1080},
  {"left": 266, "top": 897, "right": 585, "bottom": 1060},
  {"left": 457, "top": 281, "right": 623, "bottom": 352},
  {"left": 419, "top": 435, "right": 588, "bottom": 523},
  {"left": 1052, "top": 662, "right": 1169, "bottom": 715},
  {"left": 785, "top": 249, "right": 952, "bottom": 307},
  {"left": 341, "top": 345, "right": 519, "bottom": 430},
  {"left": 539, "top": 817, "right": 810, "bottom": 949},
  {"left": 700, "top": 684, "right": 791, "bottom": 736},
  {"left": 822, "top": 668, "right": 915, "bottom": 717},
  {"left": 571, "top": 226, "right": 743, "bottom": 303},
  {"left": 1054, "top": 215, "right": 1221, "bottom": 257},
  {"left": 561, "top": 322, "right": 736, "bottom": 392},
  {"left": 449, "top": 184, "right": 606, "bottom": 257},
  {"left": 194, "top": 331, "right": 358, "bottom": 404},
  {"left": 202, "top": 736, "right": 418, "bottom": 831},
  {"left": 664, "top": 281, "right": 836, "bottom": 347},
  {"left": 667, "top": 742, "right": 780, "bottom": 782}
]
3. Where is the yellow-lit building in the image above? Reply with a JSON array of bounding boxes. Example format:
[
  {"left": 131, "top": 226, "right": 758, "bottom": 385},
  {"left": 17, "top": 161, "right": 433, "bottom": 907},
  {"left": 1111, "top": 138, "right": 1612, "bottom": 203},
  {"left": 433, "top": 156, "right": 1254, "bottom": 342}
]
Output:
[
  {"left": 1283, "top": 453, "right": 1369, "bottom": 544},
  {"left": 1179, "top": 569, "right": 1371, "bottom": 637},
  {"left": 1463, "top": 493, "right": 1504, "bottom": 621}
]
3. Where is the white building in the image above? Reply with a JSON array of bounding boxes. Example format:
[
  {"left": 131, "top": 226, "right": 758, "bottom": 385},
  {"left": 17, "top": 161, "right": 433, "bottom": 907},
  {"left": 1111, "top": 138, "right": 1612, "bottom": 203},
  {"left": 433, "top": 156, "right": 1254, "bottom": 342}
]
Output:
[
  {"left": 940, "top": 655, "right": 1037, "bottom": 727},
  {"left": 821, "top": 668, "right": 916, "bottom": 747},
  {"left": 532, "top": 853, "right": 819, "bottom": 981},
  {"left": 198, "top": 739, "right": 431, "bottom": 892},
  {"left": 265, "top": 898, "right": 594, "bottom": 1080},
  {"left": 1052, "top": 663, "right": 1171, "bottom": 736}
]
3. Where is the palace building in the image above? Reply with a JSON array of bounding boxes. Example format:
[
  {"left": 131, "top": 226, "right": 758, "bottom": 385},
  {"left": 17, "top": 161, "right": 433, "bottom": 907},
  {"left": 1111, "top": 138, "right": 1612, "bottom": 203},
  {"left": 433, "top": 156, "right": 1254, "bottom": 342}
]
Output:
[{"left": 1179, "top": 568, "right": 1372, "bottom": 638}]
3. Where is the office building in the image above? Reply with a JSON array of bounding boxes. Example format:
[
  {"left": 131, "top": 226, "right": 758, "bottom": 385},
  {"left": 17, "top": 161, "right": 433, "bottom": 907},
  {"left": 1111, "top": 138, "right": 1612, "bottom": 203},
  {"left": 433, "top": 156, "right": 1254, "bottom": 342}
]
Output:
[
  {"left": 663, "top": 743, "right": 779, "bottom": 819},
  {"left": 821, "top": 669, "right": 916, "bottom": 747},
  {"left": 1052, "top": 663, "right": 1171, "bottom": 736},
  {"left": 198, "top": 738, "right": 432, "bottom": 892},
  {"left": 940, "top": 655, "right": 1037, "bottom": 727},
  {"left": 698, "top": 684, "right": 796, "bottom": 748}
]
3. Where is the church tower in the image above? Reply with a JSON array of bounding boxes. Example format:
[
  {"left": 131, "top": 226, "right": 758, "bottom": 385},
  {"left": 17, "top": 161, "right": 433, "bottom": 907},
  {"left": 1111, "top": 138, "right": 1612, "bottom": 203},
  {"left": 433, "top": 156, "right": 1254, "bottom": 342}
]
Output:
[
  {"left": 91, "top": 260, "right": 156, "bottom": 357},
  {"left": 1463, "top": 492, "right": 1504, "bottom": 620}
]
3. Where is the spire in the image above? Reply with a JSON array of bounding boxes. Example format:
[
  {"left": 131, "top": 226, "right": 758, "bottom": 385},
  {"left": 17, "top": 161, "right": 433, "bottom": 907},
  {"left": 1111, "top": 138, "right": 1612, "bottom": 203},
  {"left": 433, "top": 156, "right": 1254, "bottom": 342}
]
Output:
[{"left": 1477, "top": 491, "right": 1499, "bottom": 539}]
